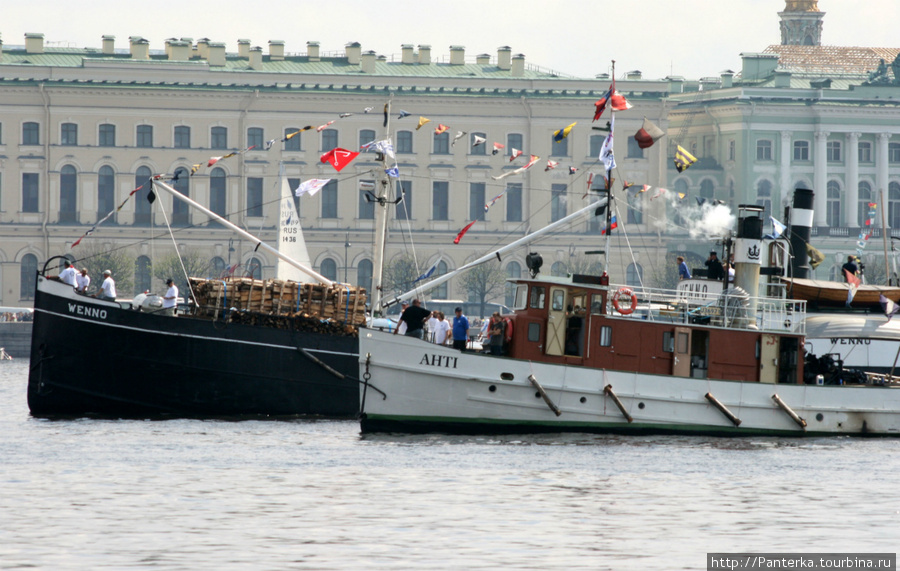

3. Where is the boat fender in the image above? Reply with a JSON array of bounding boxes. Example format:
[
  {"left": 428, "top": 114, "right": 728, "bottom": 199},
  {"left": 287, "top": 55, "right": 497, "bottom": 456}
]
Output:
[{"left": 612, "top": 287, "right": 637, "bottom": 315}]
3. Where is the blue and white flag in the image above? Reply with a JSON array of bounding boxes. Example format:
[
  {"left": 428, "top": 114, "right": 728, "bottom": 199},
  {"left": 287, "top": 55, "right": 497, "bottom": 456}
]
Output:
[
  {"left": 771, "top": 216, "right": 786, "bottom": 239},
  {"left": 599, "top": 115, "right": 616, "bottom": 171},
  {"left": 385, "top": 166, "right": 399, "bottom": 178},
  {"left": 413, "top": 264, "right": 437, "bottom": 283}
]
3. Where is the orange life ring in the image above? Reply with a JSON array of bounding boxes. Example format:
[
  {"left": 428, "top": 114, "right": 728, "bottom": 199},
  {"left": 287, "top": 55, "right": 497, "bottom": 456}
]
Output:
[{"left": 612, "top": 287, "right": 638, "bottom": 315}]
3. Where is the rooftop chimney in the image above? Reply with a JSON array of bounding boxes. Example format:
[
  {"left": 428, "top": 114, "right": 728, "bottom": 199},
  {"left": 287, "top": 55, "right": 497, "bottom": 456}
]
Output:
[
  {"left": 401, "top": 44, "right": 415, "bottom": 64},
  {"left": 476, "top": 53, "right": 490, "bottom": 65},
  {"left": 249, "top": 46, "right": 263, "bottom": 70},
  {"left": 307, "top": 41, "right": 320, "bottom": 62},
  {"left": 626, "top": 70, "right": 642, "bottom": 80},
  {"left": 164, "top": 37, "right": 177, "bottom": 58},
  {"left": 720, "top": 70, "right": 734, "bottom": 88},
  {"left": 269, "top": 40, "right": 284, "bottom": 61},
  {"left": 130, "top": 37, "right": 150, "bottom": 60},
  {"left": 169, "top": 40, "right": 191, "bottom": 61},
  {"left": 774, "top": 69, "right": 792, "bottom": 88},
  {"left": 450, "top": 45, "right": 465, "bottom": 65},
  {"left": 102, "top": 35, "right": 115, "bottom": 55},
  {"left": 361, "top": 50, "right": 376, "bottom": 73},
  {"left": 207, "top": 42, "right": 226, "bottom": 66},
  {"left": 25, "top": 33, "right": 44, "bottom": 54},
  {"left": 497, "top": 46, "right": 511, "bottom": 71},
  {"left": 418, "top": 44, "right": 431, "bottom": 64},
  {"left": 238, "top": 39, "right": 251, "bottom": 59},
  {"left": 345, "top": 42, "right": 361, "bottom": 64},
  {"left": 197, "top": 38, "right": 210, "bottom": 60},
  {"left": 511, "top": 53, "right": 525, "bottom": 76}
]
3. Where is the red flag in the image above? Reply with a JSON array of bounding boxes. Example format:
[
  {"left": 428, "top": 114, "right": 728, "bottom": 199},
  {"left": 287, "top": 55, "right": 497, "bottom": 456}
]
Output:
[
  {"left": 509, "top": 148, "right": 523, "bottom": 162},
  {"left": 593, "top": 87, "right": 613, "bottom": 121},
  {"left": 634, "top": 117, "right": 665, "bottom": 149},
  {"left": 434, "top": 124, "right": 449, "bottom": 135},
  {"left": 454, "top": 220, "right": 477, "bottom": 244},
  {"left": 845, "top": 270, "right": 861, "bottom": 306},
  {"left": 610, "top": 91, "right": 632, "bottom": 111},
  {"left": 320, "top": 148, "right": 360, "bottom": 172}
]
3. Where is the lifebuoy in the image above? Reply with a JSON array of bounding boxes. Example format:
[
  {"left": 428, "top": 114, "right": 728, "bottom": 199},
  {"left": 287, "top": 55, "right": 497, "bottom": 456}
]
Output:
[{"left": 612, "top": 287, "right": 638, "bottom": 315}]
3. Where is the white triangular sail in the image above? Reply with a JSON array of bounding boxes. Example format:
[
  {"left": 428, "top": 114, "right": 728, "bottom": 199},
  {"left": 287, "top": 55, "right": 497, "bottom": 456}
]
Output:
[{"left": 276, "top": 176, "right": 313, "bottom": 282}]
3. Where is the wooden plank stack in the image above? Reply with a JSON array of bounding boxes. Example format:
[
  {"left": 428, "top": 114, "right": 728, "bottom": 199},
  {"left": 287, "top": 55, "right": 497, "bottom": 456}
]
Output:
[{"left": 189, "top": 277, "right": 367, "bottom": 326}]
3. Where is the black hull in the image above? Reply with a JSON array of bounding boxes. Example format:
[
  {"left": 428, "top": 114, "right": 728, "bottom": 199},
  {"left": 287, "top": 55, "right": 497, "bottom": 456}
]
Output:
[{"left": 27, "top": 277, "right": 360, "bottom": 417}]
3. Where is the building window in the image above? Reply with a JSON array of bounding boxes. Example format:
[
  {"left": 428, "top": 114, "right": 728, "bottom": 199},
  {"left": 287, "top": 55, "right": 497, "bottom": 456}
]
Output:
[
  {"left": 432, "top": 181, "right": 449, "bottom": 220},
  {"left": 210, "top": 257, "right": 226, "bottom": 278},
  {"left": 757, "top": 179, "right": 772, "bottom": 219},
  {"left": 321, "top": 179, "right": 338, "bottom": 218},
  {"left": 589, "top": 135, "right": 604, "bottom": 157},
  {"left": 134, "top": 255, "right": 152, "bottom": 295},
  {"left": 506, "top": 183, "right": 522, "bottom": 222},
  {"left": 551, "top": 184, "right": 567, "bottom": 222},
  {"left": 505, "top": 261, "right": 521, "bottom": 307},
  {"left": 319, "top": 258, "right": 337, "bottom": 282},
  {"left": 246, "top": 177, "right": 263, "bottom": 218},
  {"left": 890, "top": 142, "right": 900, "bottom": 164},
  {"left": 551, "top": 134, "right": 568, "bottom": 157},
  {"left": 22, "top": 173, "right": 39, "bottom": 213},
  {"left": 433, "top": 132, "right": 449, "bottom": 154},
  {"left": 700, "top": 179, "right": 715, "bottom": 200},
  {"left": 246, "top": 256, "right": 263, "bottom": 280},
  {"left": 247, "top": 127, "right": 263, "bottom": 150},
  {"left": 61, "top": 123, "right": 78, "bottom": 146},
  {"left": 470, "top": 132, "right": 486, "bottom": 156},
  {"left": 858, "top": 141, "right": 872, "bottom": 163},
  {"left": 397, "top": 130, "right": 413, "bottom": 154},
  {"left": 283, "top": 127, "right": 301, "bottom": 151},
  {"left": 359, "top": 181, "right": 375, "bottom": 219},
  {"left": 889, "top": 182, "right": 900, "bottom": 228},
  {"left": 22, "top": 122, "right": 40, "bottom": 145},
  {"left": 322, "top": 129, "right": 338, "bottom": 152},
  {"left": 357, "top": 259, "right": 373, "bottom": 293},
  {"left": 99, "top": 124, "right": 116, "bottom": 147},
  {"left": 756, "top": 139, "right": 773, "bottom": 161},
  {"left": 626, "top": 263, "right": 643, "bottom": 287},
  {"left": 469, "top": 182, "right": 485, "bottom": 221},
  {"left": 174, "top": 126, "right": 191, "bottom": 149},
  {"left": 627, "top": 137, "right": 644, "bottom": 159},
  {"left": 359, "top": 129, "right": 376, "bottom": 152},
  {"left": 21, "top": 254, "right": 38, "bottom": 300},
  {"left": 172, "top": 167, "right": 190, "bottom": 225},
  {"left": 211, "top": 126, "right": 227, "bottom": 149},
  {"left": 793, "top": 140, "right": 810, "bottom": 161},
  {"left": 98, "top": 166, "right": 115, "bottom": 221},
  {"left": 827, "top": 140, "right": 842, "bottom": 162},
  {"left": 136, "top": 125, "right": 153, "bottom": 148},
  {"left": 209, "top": 167, "right": 227, "bottom": 218},
  {"left": 728, "top": 140, "right": 736, "bottom": 161},
  {"left": 396, "top": 180, "right": 411, "bottom": 219},
  {"left": 507, "top": 133, "right": 523, "bottom": 156},
  {"left": 826, "top": 180, "right": 841, "bottom": 226},
  {"left": 434, "top": 261, "right": 449, "bottom": 299},
  {"left": 627, "top": 189, "right": 643, "bottom": 224},
  {"left": 858, "top": 181, "right": 873, "bottom": 227},
  {"left": 59, "top": 165, "right": 78, "bottom": 223},
  {"left": 134, "top": 166, "right": 152, "bottom": 225}
]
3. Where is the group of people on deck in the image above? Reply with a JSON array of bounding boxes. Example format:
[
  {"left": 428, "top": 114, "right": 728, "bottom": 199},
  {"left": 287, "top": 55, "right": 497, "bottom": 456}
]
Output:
[
  {"left": 393, "top": 300, "right": 510, "bottom": 355},
  {"left": 677, "top": 252, "right": 734, "bottom": 283},
  {"left": 54, "top": 260, "right": 180, "bottom": 314}
]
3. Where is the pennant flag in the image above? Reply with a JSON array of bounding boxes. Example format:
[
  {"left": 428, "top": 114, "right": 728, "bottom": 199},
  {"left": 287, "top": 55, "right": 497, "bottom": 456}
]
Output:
[
  {"left": 594, "top": 203, "right": 607, "bottom": 217},
  {"left": 601, "top": 214, "right": 618, "bottom": 235},
  {"left": 524, "top": 155, "right": 540, "bottom": 169},
  {"left": 610, "top": 91, "right": 633, "bottom": 111},
  {"left": 553, "top": 122, "right": 577, "bottom": 142},
  {"left": 320, "top": 148, "right": 360, "bottom": 172},
  {"left": 413, "top": 264, "right": 437, "bottom": 283},
  {"left": 416, "top": 116, "right": 431, "bottom": 130},
  {"left": 634, "top": 117, "right": 665, "bottom": 149},
  {"left": 492, "top": 156, "right": 540, "bottom": 180},
  {"left": 674, "top": 145, "right": 697, "bottom": 173},
  {"left": 622, "top": 180, "right": 635, "bottom": 190},
  {"left": 569, "top": 166, "right": 578, "bottom": 175},
  {"left": 73, "top": 184, "right": 145, "bottom": 248},
  {"left": 880, "top": 294, "right": 900, "bottom": 322},
  {"left": 190, "top": 164, "right": 202, "bottom": 176},
  {"left": 454, "top": 220, "right": 477, "bottom": 244},
  {"left": 282, "top": 127, "right": 312, "bottom": 142},
  {"left": 599, "top": 115, "right": 616, "bottom": 171},
  {"left": 845, "top": 270, "right": 861, "bottom": 306},
  {"left": 398, "top": 110, "right": 411, "bottom": 119},
  {"left": 492, "top": 142, "right": 505, "bottom": 155},
  {"left": 374, "top": 139, "right": 395, "bottom": 159},
  {"left": 545, "top": 160, "right": 559, "bottom": 172},
  {"left": 639, "top": 184, "right": 650, "bottom": 193},
  {"left": 434, "top": 124, "right": 449, "bottom": 135},
  {"left": 677, "top": 192, "right": 686, "bottom": 200},
  {"left": 316, "top": 121, "right": 335, "bottom": 132},
  {"left": 360, "top": 140, "right": 377, "bottom": 151},
  {"left": 364, "top": 107, "right": 374, "bottom": 113},
  {"left": 771, "top": 216, "right": 787, "bottom": 239},
  {"left": 294, "top": 178, "right": 332, "bottom": 197},
  {"left": 385, "top": 166, "right": 400, "bottom": 178},
  {"left": 650, "top": 188, "right": 667, "bottom": 201},
  {"left": 473, "top": 135, "right": 487, "bottom": 148},
  {"left": 806, "top": 244, "right": 825, "bottom": 269},
  {"left": 264, "top": 138, "right": 277, "bottom": 150},
  {"left": 384, "top": 103, "right": 390, "bottom": 127},
  {"left": 593, "top": 87, "right": 613, "bottom": 121},
  {"left": 339, "top": 113, "right": 353, "bottom": 118},
  {"left": 147, "top": 188, "right": 156, "bottom": 204},
  {"left": 509, "top": 148, "right": 523, "bottom": 162},
  {"left": 484, "top": 191, "right": 505, "bottom": 212},
  {"left": 452, "top": 131, "right": 467, "bottom": 146},
  {"left": 208, "top": 156, "right": 222, "bottom": 167}
]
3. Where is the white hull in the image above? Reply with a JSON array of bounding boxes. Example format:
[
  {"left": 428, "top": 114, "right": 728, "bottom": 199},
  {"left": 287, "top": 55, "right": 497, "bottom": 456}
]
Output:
[
  {"left": 358, "top": 329, "right": 900, "bottom": 436},
  {"left": 805, "top": 312, "right": 900, "bottom": 373}
]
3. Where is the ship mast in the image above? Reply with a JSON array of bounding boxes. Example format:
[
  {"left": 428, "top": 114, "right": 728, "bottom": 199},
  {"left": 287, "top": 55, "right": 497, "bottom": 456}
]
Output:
[{"left": 370, "top": 100, "right": 393, "bottom": 317}]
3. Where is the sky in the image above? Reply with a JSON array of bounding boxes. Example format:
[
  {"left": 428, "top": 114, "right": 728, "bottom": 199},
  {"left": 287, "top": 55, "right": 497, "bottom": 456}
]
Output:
[{"left": 4, "top": 1, "right": 900, "bottom": 80}]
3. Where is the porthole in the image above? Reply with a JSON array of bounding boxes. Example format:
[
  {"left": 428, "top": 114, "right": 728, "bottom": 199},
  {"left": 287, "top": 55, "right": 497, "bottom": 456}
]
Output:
[
  {"left": 489, "top": 385, "right": 497, "bottom": 392},
  {"left": 638, "top": 402, "right": 645, "bottom": 409},
  {"left": 500, "top": 372, "right": 514, "bottom": 381},
  {"left": 816, "top": 413, "right": 823, "bottom": 422},
  {"left": 535, "top": 391, "right": 541, "bottom": 398},
  {"left": 580, "top": 397, "right": 587, "bottom": 403}
]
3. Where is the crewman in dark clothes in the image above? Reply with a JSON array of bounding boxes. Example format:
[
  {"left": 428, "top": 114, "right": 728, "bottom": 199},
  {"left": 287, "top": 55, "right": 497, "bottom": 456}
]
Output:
[
  {"left": 842, "top": 255, "right": 858, "bottom": 281},
  {"left": 705, "top": 251, "right": 725, "bottom": 280},
  {"left": 393, "top": 299, "right": 431, "bottom": 339}
]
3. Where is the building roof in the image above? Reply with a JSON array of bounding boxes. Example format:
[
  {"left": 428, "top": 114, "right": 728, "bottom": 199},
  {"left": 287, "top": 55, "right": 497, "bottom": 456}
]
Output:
[{"left": 763, "top": 44, "right": 900, "bottom": 78}]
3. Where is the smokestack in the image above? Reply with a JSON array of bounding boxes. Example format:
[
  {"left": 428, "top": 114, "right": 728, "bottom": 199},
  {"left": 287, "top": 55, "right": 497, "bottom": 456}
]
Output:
[
  {"left": 248, "top": 46, "right": 263, "bottom": 69},
  {"left": 269, "top": 40, "right": 284, "bottom": 61},
  {"left": 238, "top": 39, "right": 250, "bottom": 59},
  {"left": 207, "top": 42, "right": 226, "bottom": 66},
  {"left": 497, "top": 46, "right": 511, "bottom": 70},
  {"left": 102, "top": 35, "right": 115, "bottom": 55},
  {"left": 401, "top": 44, "right": 414, "bottom": 64},
  {"left": 733, "top": 205, "right": 764, "bottom": 321},
  {"left": 197, "top": 38, "right": 210, "bottom": 59},
  {"left": 25, "top": 33, "right": 44, "bottom": 54},
  {"left": 345, "top": 42, "right": 361, "bottom": 65},
  {"left": 476, "top": 53, "right": 490, "bottom": 65},
  {"left": 450, "top": 45, "right": 465, "bottom": 65},
  {"left": 130, "top": 37, "right": 149, "bottom": 60},
  {"left": 511, "top": 53, "right": 525, "bottom": 76},
  {"left": 789, "top": 188, "right": 815, "bottom": 279},
  {"left": 361, "top": 50, "right": 376, "bottom": 73},
  {"left": 307, "top": 41, "right": 320, "bottom": 62},
  {"left": 418, "top": 44, "right": 431, "bottom": 64}
]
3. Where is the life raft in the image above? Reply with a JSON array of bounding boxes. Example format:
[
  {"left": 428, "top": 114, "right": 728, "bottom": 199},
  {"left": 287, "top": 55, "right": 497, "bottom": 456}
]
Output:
[{"left": 612, "top": 287, "right": 638, "bottom": 315}]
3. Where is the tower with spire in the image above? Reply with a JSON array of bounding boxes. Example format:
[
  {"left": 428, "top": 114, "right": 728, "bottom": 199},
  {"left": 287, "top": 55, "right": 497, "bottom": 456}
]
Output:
[{"left": 779, "top": 0, "right": 824, "bottom": 46}]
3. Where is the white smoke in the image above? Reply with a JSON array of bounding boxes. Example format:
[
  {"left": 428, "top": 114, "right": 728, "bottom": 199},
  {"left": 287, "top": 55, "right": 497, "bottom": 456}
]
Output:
[{"left": 667, "top": 193, "right": 736, "bottom": 239}]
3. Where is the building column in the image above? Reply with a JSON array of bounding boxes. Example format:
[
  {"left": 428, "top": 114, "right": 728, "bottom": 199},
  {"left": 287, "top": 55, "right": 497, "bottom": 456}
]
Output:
[
  {"left": 780, "top": 131, "right": 792, "bottom": 212},
  {"left": 878, "top": 132, "right": 891, "bottom": 204},
  {"left": 846, "top": 132, "right": 860, "bottom": 227},
  {"left": 813, "top": 130, "right": 829, "bottom": 226}
]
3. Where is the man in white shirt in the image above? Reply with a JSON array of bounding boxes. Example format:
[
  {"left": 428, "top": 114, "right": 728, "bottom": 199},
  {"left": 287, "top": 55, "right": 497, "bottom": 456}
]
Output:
[
  {"left": 94, "top": 270, "right": 117, "bottom": 302},
  {"left": 58, "top": 261, "right": 77, "bottom": 288},
  {"left": 76, "top": 268, "right": 91, "bottom": 294},
  {"left": 426, "top": 312, "right": 440, "bottom": 342},
  {"left": 162, "top": 278, "right": 179, "bottom": 316}
]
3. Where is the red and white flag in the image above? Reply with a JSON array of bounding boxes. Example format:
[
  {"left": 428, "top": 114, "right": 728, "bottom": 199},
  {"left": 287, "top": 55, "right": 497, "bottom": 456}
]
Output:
[
  {"left": 320, "top": 148, "right": 360, "bottom": 172},
  {"left": 545, "top": 160, "right": 559, "bottom": 172},
  {"left": 492, "top": 142, "right": 505, "bottom": 155},
  {"left": 509, "top": 148, "right": 523, "bottom": 162},
  {"left": 454, "top": 220, "right": 477, "bottom": 244},
  {"left": 294, "top": 178, "right": 332, "bottom": 197},
  {"left": 316, "top": 121, "right": 335, "bottom": 132},
  {"left": 845, "top": 270, "right": 861, "bottom": 306},
  {"left": 610, "top": 91, "right": 632, "bottom": 111}
]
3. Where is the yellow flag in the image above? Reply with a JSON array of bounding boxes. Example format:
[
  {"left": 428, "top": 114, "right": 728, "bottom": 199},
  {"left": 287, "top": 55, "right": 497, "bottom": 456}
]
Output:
[{"left": 416, "top": 116, "right": 431, "bottom": 130}]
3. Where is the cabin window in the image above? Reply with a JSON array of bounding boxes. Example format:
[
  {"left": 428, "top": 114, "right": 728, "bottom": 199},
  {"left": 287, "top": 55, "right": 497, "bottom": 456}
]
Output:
[
  {"left": 591, "top": 294, "right": 603, "bottom": 314},
  {"left": 663, "top": 331, "right": 675, "bottom": 353},
  {"left": 527, "top": 322, "right": 541, "bottom": 342},
  {"left": 677, "top": 332, "right": 689, "bottom": 354},
  {"left": 512, "top": 283, "right": 528, "bottom": 310},
  {"left": 599, "top": 326, "right": 612, "bottom": 347},
  {"left": 551, "top": 289, "right": 565, "bottom": 311},
  {"left": 530, "top": 286, "right": 545, "bottom": 309}
]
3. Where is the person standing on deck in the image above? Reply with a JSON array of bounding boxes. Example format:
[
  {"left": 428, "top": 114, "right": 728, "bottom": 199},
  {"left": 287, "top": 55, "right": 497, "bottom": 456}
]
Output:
[
  {"left": 489, "top": 312, "right": 506, "bottom": 356},
  {"left": 163, "top": 278, "right": 179, "bottom": 317},
  {"left": 58, "top": 260, "right": 78, "bottom": 288},
  {"left": 76, "top": 268, "right": 91, "bottom": 294},
  {"left": 705, "top": 251, "right": 725, "bottom": 280},
  {"left": 94, "top": 270, "right": 117, "bottom": 302},
  {"left": 394, "top": 299, "right": 430, "bottom": 339},
  {"left": 842, "top": 256, "right": 858, "bottom": 282},
  {"left": 677, "top": 256, "right": 691, "bottom": 280},
  {"left": 433, "top": 312, "right": 451, "bottom": 345},
  {"left": 451, "top": 307, "right": 470, "bottom": 351}
]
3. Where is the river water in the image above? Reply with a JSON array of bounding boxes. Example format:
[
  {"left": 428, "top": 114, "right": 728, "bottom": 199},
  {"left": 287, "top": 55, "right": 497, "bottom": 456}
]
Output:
[{"left": 1, "top": 360, "right": 897, "bottom": 570}]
